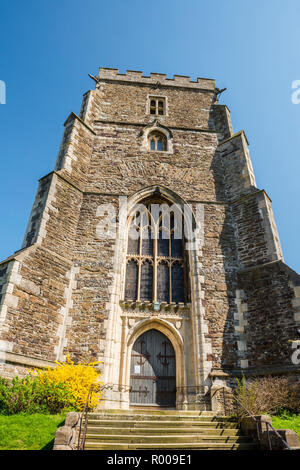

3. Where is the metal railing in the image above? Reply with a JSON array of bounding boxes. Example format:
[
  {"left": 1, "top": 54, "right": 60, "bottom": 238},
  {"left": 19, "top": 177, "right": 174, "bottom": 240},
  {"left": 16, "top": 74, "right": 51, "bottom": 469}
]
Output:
[
  {"left": 77, "top": 384, "right": 96, "bottom": 451},
  {"left": 76, "top": 383, "right": 132, "bottom": 450},
  {"left": 221, "top": 387, "right": 291, "bottom": 450}
]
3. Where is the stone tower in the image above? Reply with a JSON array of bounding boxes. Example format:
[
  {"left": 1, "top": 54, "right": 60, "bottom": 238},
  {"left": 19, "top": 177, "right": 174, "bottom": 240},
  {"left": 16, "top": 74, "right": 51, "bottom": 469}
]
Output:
[{"left": 0, "top": 68, "right": 299, "bottom": 410}]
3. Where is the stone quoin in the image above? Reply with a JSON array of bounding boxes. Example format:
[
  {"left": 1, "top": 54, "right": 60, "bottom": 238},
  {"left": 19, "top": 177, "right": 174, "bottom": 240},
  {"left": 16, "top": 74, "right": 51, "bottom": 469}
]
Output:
[{"left": 0, "top": 68, "right": 299, "bottom": 410}]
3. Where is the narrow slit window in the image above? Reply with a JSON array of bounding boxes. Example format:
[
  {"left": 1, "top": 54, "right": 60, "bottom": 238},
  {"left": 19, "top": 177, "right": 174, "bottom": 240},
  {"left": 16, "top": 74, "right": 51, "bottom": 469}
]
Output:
[
  {"left": 150, "top": 100, "right": 156, "bottom": 115},
  {"left": 158, "top": 101, "right": 164, "bottom": 115}
]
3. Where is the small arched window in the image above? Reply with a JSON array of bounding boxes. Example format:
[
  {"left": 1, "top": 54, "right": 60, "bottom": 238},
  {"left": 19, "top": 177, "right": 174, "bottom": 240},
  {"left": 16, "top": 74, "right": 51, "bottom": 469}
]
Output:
[{"left": 148, "top": 131, "right": 167, "bottom": 152}]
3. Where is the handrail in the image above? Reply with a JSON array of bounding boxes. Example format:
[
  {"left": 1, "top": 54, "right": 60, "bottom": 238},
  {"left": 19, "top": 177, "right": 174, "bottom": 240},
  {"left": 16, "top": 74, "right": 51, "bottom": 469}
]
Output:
[
  {"left": 264, "top": 421, "right": 292, "bottom": 451},
  {"left": 221, "top": 387, "right": 291, "bottom": 450},
  {"left": 77, "top": 384, "right": 95, "bottom": 451}
]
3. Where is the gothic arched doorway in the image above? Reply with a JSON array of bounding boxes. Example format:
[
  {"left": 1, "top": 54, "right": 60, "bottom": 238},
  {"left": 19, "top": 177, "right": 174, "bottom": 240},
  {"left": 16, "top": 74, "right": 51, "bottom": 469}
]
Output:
[{"left": 129, "top": 329, "right": 176, "bottom": 407}]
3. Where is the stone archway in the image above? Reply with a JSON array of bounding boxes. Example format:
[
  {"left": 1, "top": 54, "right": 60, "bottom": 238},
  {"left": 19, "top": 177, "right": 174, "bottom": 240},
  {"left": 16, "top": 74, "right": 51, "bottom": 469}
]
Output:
[{"left": 121, "top": 318, "right": 186, "bottom": 409}]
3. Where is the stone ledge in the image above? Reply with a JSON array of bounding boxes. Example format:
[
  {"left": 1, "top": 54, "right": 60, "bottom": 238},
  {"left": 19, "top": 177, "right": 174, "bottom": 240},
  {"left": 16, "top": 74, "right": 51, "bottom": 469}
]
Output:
[
  {"left": 120, "top": 300, "right": 191, "bottom": 313},
  {"left": 0, "top": 243, "right": 39, "bottom": 267},
  {"left": 210, "top": 364, "right": 300, "bottom": 378},
  {"left": 0, "top": 242, "right": 73, "bottom": 268},
  {"left": 230, "top": 189, "right": 272, "bottom": 206},
  {"left": 260, "top": 428, "right": 300, "bottom": 450},
  {"left": 240, "top": 416, "right": 299, "bottom": 450},
  {"left": 241, "top": 415, "right": 272, "bottom": 445},
  {"left": 218, "top": 129, "right": 249, "bottom": 147},
  {"left": 93, "top": 119, "right": 217, "bottom": 134},
  {"left": 63, "top": 112, "right": 96, "bottom": 135},
  {"left": 0, "top": 351, "right": 56, "bottom": 369}
]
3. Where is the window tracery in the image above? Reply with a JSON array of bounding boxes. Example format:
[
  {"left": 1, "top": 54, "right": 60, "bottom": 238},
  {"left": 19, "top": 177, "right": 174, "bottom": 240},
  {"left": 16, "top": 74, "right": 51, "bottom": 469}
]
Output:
[{"left": 124, "top": 198, "right": 189, "bottom": 304}]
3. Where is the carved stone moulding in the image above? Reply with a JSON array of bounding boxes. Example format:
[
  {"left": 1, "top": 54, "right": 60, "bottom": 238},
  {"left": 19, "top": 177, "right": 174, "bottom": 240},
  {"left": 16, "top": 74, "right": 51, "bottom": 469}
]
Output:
[{"left": 119, "top": 299, "right": 191, "bottom": 314}]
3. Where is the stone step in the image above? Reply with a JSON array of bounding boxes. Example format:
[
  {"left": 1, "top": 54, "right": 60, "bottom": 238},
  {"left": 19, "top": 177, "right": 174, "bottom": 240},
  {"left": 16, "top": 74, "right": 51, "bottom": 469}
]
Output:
[
  {"left": 87, "top": 413, "right": 237, "bottom": 422},
  {"left": 86, "top": 419, "right": 239, "bottom": 428},
  {"left": 86, "top": 425, "right": 241, "bottom": 436},
  {"left": 84, "top": 442, "right": 258, "bottom": 450},
  {"left": 81, "top": 410, "right": 257, "bottom": 451},
  {"left": 98, "top": 409, "right": 215, "bottom": 416},
  {"left": 84, "top": 433, "right": 251, "bottom": 444}
]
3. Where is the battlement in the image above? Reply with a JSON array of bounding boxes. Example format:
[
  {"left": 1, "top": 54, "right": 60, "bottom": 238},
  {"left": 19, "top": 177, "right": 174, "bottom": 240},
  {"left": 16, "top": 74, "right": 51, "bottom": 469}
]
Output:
[{"left": 98, "top": 67, "right": 215, "bottom": 91}]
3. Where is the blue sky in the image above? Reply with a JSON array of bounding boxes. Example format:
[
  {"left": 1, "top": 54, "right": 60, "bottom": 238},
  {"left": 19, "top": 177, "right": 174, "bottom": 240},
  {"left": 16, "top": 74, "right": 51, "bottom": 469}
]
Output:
[{"left": 0, "top": 0, "right": 299, "bottom": 272}]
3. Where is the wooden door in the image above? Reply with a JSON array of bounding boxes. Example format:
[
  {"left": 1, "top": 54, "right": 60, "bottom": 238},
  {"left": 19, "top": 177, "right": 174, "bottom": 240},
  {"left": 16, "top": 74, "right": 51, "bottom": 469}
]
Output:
[{"left": 130, "top": 329, "right": 176, "bottom": 407}]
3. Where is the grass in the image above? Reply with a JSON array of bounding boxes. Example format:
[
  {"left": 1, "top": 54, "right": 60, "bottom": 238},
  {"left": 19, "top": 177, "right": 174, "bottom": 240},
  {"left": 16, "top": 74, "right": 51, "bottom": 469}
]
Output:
[
  {"left": 272, "top": 413, "right": 300, "bottom": 439},
  {"left": 0, "top": 413, "right": 66, "bottom": 450}
]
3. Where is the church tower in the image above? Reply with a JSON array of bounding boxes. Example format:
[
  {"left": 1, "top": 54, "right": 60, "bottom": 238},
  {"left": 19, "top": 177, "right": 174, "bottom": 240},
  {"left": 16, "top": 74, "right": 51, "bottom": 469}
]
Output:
[{"left": 0, "top": 68, "right": 299, "bottom": 410}]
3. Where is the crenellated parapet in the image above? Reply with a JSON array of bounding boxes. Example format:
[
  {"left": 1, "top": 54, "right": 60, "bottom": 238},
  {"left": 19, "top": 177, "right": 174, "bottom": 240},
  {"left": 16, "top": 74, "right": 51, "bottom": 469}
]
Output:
[{"left": 97, "top": 67, "right": 215, "bottom": 91}]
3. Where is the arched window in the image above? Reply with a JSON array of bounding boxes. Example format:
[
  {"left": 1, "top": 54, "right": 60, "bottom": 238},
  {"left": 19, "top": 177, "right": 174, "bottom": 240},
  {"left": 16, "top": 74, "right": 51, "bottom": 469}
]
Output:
[
  {"left": 124, "top": 197, "right": 189, "bottom": 304},
  {"left": 148, "top": 131, "right": 167, "bottom": 152}
]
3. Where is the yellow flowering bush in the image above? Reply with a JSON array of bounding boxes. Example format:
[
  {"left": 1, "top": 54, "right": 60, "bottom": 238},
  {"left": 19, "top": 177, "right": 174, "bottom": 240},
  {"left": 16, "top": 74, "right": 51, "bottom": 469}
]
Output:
[{"left": 36, "top": 355, "right": 102, "bottom": 411}]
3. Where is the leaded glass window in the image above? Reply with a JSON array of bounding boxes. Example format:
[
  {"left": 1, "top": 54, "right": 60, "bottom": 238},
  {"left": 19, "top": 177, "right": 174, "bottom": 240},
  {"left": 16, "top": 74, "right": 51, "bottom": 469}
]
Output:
[
  {"left": 125, "top": 260, "right": 138, "bottom": 301},
  {"left": 157, "top": 262, "right": 170, "bottom": 303},
  {"left": 124, "top": 198, "right": 189, "bottom": 304},
  {"left": 148, "top": 131, "right": 167, "bottom": 151}
]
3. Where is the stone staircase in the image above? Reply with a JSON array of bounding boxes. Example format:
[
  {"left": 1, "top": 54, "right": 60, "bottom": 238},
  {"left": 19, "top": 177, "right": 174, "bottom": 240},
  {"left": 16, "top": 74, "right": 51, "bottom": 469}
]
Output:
[{"left": 82, "top": 409, "right": 258, "bottom": 450}]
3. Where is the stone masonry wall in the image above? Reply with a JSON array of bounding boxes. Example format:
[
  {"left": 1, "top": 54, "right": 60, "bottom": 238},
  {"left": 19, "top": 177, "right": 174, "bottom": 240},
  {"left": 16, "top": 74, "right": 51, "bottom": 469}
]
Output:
[
  {"left": 86, "top": 123, "right": 223, "bottom": 201},
  {"left": 65, "top": 194, "right": 120, "bottom": 364},
  {"left": 37, "top": 175, "right": 83, "bottom": 261},
  {"left": 201, "top": 203, "right": 239, "bottom": 370},
  {"left": 238, "top": 261, "right": 300, "bottom": 370},
  {"left": 218, "top": 131, "right": 256, "bottom": 202},
  {"left": 93, "top": 81, "right": 215, "bottom": 130},
  {"left": 230, "top": 191, "right": 283, "bottom": 269},
  {"left": 22, "top": 174, "right": 53, "bottom": 249},
  {"left": 55, "top": 113, "right": 96, "bottom": 190},
  {"left": 212, "top": 104, "right": 233, "bottom": 141},
  {"left": 0, "top": 262, "right": 9, "bottom": 309},
  {"left": 0, "top": 246, "right": 72, "bottom": 362}
]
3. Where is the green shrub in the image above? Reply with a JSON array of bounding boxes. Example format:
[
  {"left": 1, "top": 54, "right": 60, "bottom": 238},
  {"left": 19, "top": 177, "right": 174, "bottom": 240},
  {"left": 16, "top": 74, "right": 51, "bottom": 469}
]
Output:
[
  {"left": 272, "top": 412, "right": 300, "bottom": 439},
  {"left": 0, "top": 375, "right": 76, "bottom": 415},
  {"left": 0, "top": 377, "right": 12, "bottom": 412}
]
